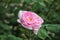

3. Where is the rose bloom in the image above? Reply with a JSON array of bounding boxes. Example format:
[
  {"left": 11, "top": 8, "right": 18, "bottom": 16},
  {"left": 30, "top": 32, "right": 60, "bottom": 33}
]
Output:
[{"left": 17, "top": 10, "right": 44, "bottom": 35}]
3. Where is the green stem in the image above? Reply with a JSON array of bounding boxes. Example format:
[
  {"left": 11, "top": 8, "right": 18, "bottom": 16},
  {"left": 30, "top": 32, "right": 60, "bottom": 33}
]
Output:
[{"left": 28, "top": 31, "right": 31, "bottom": 40}]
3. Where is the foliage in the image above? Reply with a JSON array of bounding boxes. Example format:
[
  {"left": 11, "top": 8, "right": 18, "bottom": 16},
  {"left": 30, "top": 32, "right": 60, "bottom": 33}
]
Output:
[{"left": 0, "top": 0, "right": 60, "bottom": 40}]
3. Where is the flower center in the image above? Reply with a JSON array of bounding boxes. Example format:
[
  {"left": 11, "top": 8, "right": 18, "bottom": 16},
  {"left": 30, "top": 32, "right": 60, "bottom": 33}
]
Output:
[{"left": 29, "top": 18, "right": 32, "bottom": 21}]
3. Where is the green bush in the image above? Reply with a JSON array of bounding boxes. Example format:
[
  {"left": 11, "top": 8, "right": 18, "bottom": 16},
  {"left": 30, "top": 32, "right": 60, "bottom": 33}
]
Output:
[{"left": 0, "top": 0, "right": 60, "bottom": 40}]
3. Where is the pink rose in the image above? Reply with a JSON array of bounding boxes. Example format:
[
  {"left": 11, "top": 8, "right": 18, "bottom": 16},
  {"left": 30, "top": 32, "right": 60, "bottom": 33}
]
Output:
[{"left": 17, "top": 10, "right": 44, "bottom": 35}]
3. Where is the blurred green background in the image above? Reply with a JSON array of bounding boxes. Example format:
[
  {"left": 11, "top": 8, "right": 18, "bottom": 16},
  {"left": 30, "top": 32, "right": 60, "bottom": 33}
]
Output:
[{"left": 0, "top": 0, "right": 60, "bottom": 40}]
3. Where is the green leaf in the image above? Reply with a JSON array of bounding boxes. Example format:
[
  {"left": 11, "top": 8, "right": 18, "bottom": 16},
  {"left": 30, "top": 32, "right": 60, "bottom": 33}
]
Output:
[
  {"left": 24, "top": 0, "right": 32, "bottom": 3},
  {"left": 0, "top": 21, "right": 11, "bottom": 30},
  {"left": 43, "top": 24, "right": 60, "bottom": 33},
  {"left": 37, "top": 28, "right": 49, "bottom": 40},
  {"left": 0, "top": 35, "right": 23, "bottom": 40},
  {"left": 10, "top": 0, "right": 21, "bottom": 3},
  {"left": 8, "top": 35, "right": 23, "bottom": 40},
  {"left": 39, "top": 2, "right": 46, "bottom": 7},
  {"left": 0, "top": 35, "right": 7, "bottom": 40},
  {"left": 45, "top": 0, "right": 53, "bottom": 4}
]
